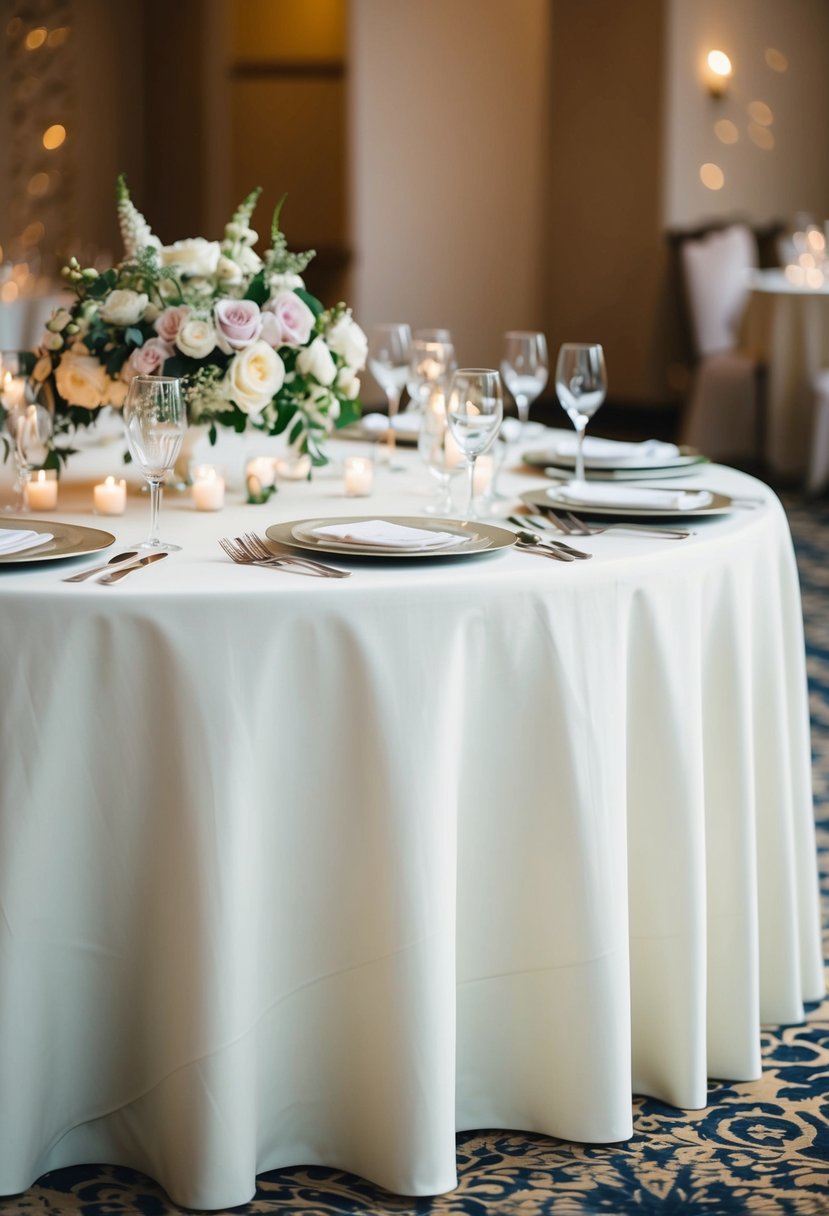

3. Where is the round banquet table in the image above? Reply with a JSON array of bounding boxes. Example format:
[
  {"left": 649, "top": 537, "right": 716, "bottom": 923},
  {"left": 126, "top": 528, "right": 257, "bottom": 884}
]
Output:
[
  {"left": 743, "top": 268, "right": 829, "bottom": 486},
  {"left": 0, "top": 427, "right": 822, "bottom": 1210}
]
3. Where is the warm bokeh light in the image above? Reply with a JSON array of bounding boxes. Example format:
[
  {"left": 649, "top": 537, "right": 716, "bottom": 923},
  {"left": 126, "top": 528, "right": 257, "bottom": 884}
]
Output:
[
  {"left": 748, "top": 124, "right": 775, "bottom": 150},
  {"left": 765, "top": 48, "right": 788, "bottom": 72},
  {"left": 808, "top": 229, "right": 826, "bottom": 253},
  {"left": 700, "top": 162, "right": 725, "bottom": 190},
  {"left": 27, "top": 172, "right": 50, "bottom": 197},
  {"left": 12, "top": 263, "right": 29, "bottom": 282},
  {"left": 22, "top": 221, "right": 45, "bottom": 245},
  {"left": 799, "top": 253, "right": 816, "bottom": 269},
  {"left": 748, "top": 100, "right": 773, "bottom": 126},
  {"left": 714, "top": 119, "right": 739, "bottom": 144},
  {"left": 1, "top": 282, "right": 19, "bottom": 303},
  {"left": 707, "top": 50, "right": 732, "bottom": 78},
  {"left": 807, "top": 268, "right": 825, "bottom": 289},
  {"left": 25, "top": 27, "right": 47, "bottom": 50},
  {"left": 42, "top": 123, "right": 66, "bottom": 150},
  {"left": 47, "top": 26, "right": 70, "bottom": 48}
]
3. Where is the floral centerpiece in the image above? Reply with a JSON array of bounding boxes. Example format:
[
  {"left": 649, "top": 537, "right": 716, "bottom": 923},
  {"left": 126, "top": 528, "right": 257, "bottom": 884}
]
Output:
[{"left": 33, "top": 176, "right": 367, "bottom": 472}]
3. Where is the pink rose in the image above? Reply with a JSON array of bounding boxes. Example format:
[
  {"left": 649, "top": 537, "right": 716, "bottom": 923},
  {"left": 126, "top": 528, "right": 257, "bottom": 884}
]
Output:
[
  {"left": 262, "top": 290, "right": 315, "bottom": 348},
  {"left": 155, "top": 305, "right": 191, "bottom": 344},
  {"left": 214, "top": 298, "right": 262, "bottom": 352},
  {"left": 122, "top": 337, "right": 174, "bottom": 382}
]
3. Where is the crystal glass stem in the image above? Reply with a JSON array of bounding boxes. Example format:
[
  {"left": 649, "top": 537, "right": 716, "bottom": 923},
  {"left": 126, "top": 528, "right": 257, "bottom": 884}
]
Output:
[
  {"left": 515, "top": 394, "right": 530, "bottom": 428},
  {"left": 147, "top": 477, "right": 163, "bottom": 547},
  {"left": 387, "top": 391, "right": 401, "bottom": 458},
  {"left": 465, "top": 456, "right": 477, "bottom": 521},
  {"left": 574, "top": 418, "right": 588, "bottom": 485}
]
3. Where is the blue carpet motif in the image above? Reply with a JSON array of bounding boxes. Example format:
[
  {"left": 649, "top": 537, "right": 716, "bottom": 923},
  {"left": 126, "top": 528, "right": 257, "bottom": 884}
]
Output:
[{"left": 2, "top": 496, "right": 827, "bottom": 1216}]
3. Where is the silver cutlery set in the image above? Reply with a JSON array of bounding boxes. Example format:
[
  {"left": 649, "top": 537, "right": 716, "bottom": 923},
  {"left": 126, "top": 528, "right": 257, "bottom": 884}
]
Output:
[{"left": 62, "top": 509, "right": 689, "bottom": 582}]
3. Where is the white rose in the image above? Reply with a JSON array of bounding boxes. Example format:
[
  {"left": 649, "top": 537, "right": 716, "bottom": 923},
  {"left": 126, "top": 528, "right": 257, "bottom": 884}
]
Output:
[
  {"left": 327, "top": 315, "right": 368, "bottom": 370},
  {"left": 268, "top": 271, "right": 305, "bottom": 292},
  {"left": 337, "top": 367, "right": 361, "bottom": 400},
  {"left": 160, "top": 238, "right": 221, "bottom": 277},
  {"left": 176, "top": 317, "right": 217, "bottom": 359},
  {"left": 227, "top": 340, "right": 285, "bottom": 418},
  {"left": 55, "top": 350, "right": 109, "bottom": 409},
  {"left": 100, "top": 289, "right": 149, "bottom": 327},
  {"left": 296, "top": 336, "right": 337, "bottom": 386},
  {"left": 216, "top": 255, "right": 244, "bottom": 286}
]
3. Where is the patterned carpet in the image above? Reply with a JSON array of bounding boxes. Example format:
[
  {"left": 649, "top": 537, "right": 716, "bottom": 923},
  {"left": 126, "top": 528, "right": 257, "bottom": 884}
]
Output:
[{"left": 3, "top": 495, "right": 828, "bottom": 1216}]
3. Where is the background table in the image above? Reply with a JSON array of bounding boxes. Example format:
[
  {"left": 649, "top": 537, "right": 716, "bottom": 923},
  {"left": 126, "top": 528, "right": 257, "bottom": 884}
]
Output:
[
  {"left": 0, "top": 431, "right": 822, "bottom": 1209},
  {"left": 744, "top": 268, "right": 829, "bottom": 485}
]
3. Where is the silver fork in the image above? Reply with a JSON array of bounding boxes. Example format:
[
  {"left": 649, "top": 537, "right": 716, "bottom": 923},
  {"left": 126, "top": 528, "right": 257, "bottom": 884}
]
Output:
[
  {"left": 543, "top": 509, "right": 690, "bottom": 540},
  {"left": 241, "top": 532, "right": 351, "bottom": 578},
  {"left": 220, "top": 535, "right": 349, "bottom": 578}
]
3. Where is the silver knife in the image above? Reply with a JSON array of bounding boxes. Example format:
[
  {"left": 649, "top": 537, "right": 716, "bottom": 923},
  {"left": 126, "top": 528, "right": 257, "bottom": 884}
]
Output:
[{"left": 98, "top": 551, "right": 168, "bottom": 584}]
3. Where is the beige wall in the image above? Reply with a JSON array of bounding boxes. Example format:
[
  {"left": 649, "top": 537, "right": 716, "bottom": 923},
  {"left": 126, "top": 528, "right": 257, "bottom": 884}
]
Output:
[
  {"left": 664, "top": 0, "right": 829, "bottom": 228},
  {"left": 348, "top": 0, "right": 551, "bottom": 382}
]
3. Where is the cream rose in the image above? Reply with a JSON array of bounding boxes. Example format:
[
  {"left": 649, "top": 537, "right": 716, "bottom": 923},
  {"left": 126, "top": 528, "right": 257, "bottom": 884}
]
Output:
[
  {"left": 100, "top": 289, "right": 149, "bottom": 327},
  {"left": 104, "top": 377, "right": 128, "bottom": 407},
  {"left": 55, "top": 350, "right": 109, "bottom": 409},
  {"left": 160, "top": 238, "right": 221, "bottom": 277},
  {"left": 176, "top": 317, "right": 217, "bottom": 359},
  {"left": 296, "top": 336, "right": 337, "bottom": 386},
  {"left": 327, "top": 315, "right": 368, "bottom": 370},
  {"left": 226, "top": 341, "right": 285, "bottom": 418}
]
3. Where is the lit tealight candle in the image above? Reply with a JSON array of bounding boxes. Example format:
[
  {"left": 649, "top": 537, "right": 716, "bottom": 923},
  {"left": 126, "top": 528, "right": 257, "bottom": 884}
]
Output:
[
  {"left": 93, "top": 475, "right": 127, "bottom": 515},
  {"left": 245, "top": 456, "right": 277, "bottom": 501},
  {"left": 472, "top": 453, "right": 495, "bottom": 496},
  {"left": 25, "top": 469, "right": 58, "bottom": 511},
  {"left": 191, "top": 464, "right": 225, "bottom": 511},
  {"left": 344, "top": 456, "right": 374, "bottom": 497}
]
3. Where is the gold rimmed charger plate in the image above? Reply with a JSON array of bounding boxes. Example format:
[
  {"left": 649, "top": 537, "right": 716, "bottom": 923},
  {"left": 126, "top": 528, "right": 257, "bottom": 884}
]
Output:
[
  {"left": 266, "top": 516, "right": 516, "bottom": 558},
  {"left": 0, "top": 517, "right": 116, "bottom": 564},
  {"left": 522, "top": 487, "right": 734, "bottom": 518},
  {"left": 339, "top": 419, "right": 421, "bottom": 446}
]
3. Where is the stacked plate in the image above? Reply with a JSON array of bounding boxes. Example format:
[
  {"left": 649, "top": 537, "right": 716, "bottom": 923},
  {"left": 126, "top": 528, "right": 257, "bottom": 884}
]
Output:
[
  {"left": 266, "top": 516, "right": 516, "bottom": 558},
  {"left": 522, "top": 435, "right": 708, "bottom": 480}
]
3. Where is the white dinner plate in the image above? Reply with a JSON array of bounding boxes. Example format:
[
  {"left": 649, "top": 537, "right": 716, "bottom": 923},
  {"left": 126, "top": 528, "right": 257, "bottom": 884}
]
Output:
[
  {"left": 521, "top": 487, "right": 734, "bottom": 518},
  {"left": 0, "top": 518, "right": 116, "bottom": 564},
  {"left": 522, "top": 444, "right": 706, "bottom": 475},
  {"left": 266, "top": 516, "right": 517, "bottom": 558},
  {"left": 540, "top": 457, "right": 710, "bottom": 481}
]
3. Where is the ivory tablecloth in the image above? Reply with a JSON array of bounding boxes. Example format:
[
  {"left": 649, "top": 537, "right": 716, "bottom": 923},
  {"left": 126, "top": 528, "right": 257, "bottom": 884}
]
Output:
[
  {"left": 0, "top": 434, "right": 822, "bottom": 1208},
  {"left": 744, "top": 268, "right": 829, "bottom": 485}
]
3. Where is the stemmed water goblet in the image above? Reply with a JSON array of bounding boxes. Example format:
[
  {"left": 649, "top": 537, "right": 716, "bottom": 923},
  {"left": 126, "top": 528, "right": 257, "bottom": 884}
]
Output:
[
  {"left": 1, "top": 355, "right": 52, "bottom": 512},
  {"left": 554, "top": 343, "right": 607, "bottom": 486},
  {"left": 123, "top": 375, "right": 186, "bottom": 551},
  {"left": 501, "top": 331, "right": 548, "bottom": 436},
  {"left": 445, "top": 368, "right": 504, "bottom": 522},
  {"left": 367, "top": 323, "right": 412, "bottom": 467}
]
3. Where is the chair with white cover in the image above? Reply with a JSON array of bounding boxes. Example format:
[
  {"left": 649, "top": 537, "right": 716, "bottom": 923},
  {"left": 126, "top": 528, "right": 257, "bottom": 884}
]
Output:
[
  {"left": 677, "top": 223, "right": 765, "bottom": 466},
  {"left": 808, "top": 369, "right": 829, "bottom": 496}
]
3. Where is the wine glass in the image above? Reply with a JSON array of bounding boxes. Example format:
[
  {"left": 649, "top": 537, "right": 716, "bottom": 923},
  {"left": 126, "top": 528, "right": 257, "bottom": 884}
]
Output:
[
  {"left": 445, "top": 369, "right": 504, "bottom": 522},
  {"left": 407, "top": 336, "right": 456, "bottom": 413},
  {"left": 123, "top": 375, "right": 186, "bottom": 551},
  {"left": 5, "top": 401, "right": 53, "bottom": 513},
  {"left": 367, "top": 323, "right": 412, "bottom": 466},
  {"left": 554, "top": 343, "right": 607, "bottom": 485},
  {"left": 417, "top": 387, "right": 459, "bottom": 514},
  {"left": 501, "top": 331, "right": 548, "bottom": 434}
]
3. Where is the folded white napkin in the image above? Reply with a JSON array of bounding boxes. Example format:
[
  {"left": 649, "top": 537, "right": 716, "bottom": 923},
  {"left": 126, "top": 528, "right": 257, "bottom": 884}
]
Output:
[
  {"left": 361, "top": 412, "right": 421, "bottom": 434},
  {"left": 551, "top": 436, "right": 680, "bottom": 466},
  {"left": 0, "top": 529, "right": 54, "bottom": 555},
  {"left": 309, "top": 520, "right": 460, "bottom": 549},
  {"left": 550, "top": 483, "right": 712, "bottom": 511}
]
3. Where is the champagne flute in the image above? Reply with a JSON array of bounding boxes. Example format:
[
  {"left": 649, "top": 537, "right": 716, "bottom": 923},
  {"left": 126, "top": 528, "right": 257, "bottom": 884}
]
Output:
[
  {"left": 407, "top": 336, "right": 456, "bottom": 413},
  {"left": 417, "top": 387, "right": 458, "bottom": 514},
  {"left": 367, "top": 323, "right": 412, "bottom": 466},
  {"left": 554, "top": 343, "right": 607, "bottom": 485},
  {"left": 446, "top": 369, "right": 503, "bottom": 522},
  {"left": 123, "top": 375, "right": 186, "bottom": 551},
  {"left": 501, "top": 331, "right": 548, "bottom": 434}
]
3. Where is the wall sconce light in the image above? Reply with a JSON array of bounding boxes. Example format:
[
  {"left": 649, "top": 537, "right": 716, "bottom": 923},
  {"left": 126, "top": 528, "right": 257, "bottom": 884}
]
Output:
[{"left": 705, "top": 50, "right": 733, "bottom": 98}]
